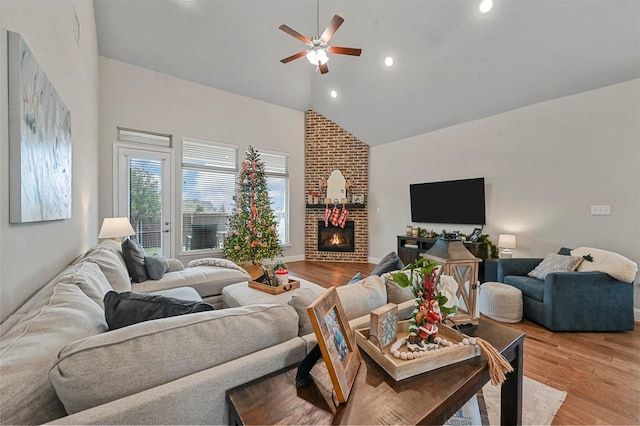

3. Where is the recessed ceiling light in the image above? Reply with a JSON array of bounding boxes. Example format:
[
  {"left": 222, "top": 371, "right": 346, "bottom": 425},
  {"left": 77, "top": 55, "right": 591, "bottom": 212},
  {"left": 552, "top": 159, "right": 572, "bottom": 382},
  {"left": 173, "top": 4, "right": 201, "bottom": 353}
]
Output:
[
  {"left": 384, "top": 56, "right": 394, "bottom": 67},
  {"left": 330, "top": 90, "right": 338, "bottom": 98},
  {"left": 479, "top": 0, "right": 494, "bottom": 14}
]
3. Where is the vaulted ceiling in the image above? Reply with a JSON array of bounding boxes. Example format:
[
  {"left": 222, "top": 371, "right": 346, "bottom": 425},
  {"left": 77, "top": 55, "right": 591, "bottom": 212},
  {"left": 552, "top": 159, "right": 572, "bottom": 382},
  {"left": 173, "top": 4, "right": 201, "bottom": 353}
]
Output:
[{"left": 93, "top": 0, "right": 640, "bottom": 146}]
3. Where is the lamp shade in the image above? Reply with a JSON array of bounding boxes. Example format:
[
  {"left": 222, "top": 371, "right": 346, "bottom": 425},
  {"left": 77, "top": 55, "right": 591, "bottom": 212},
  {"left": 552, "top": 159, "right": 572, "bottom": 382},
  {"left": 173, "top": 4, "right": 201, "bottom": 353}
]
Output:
[
  {"left": 498, "top": 234, "right": 517, "bottom": 249},
  {"left": 99, "top": 217, "right": 135, "bottom": 239}
]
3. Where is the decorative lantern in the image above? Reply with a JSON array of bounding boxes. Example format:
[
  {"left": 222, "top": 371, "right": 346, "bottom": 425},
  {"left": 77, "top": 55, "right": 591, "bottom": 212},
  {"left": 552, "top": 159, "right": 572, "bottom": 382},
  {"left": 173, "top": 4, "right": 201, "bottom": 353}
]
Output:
[{"left": 423, "top": 237, "right": 481, "bottom": 326}]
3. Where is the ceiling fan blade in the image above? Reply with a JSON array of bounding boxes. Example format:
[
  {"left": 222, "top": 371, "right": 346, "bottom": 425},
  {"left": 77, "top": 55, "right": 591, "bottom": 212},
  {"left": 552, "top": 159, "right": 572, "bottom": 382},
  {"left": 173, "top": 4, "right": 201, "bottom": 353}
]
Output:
[
  {"left": 278, "top": 24, "right": 312, "bottom": 44},
  {"left": 328, "top": 46, "right": 362, "bottom": 56},
  {"left": 280, "top": 51, "right": 308, "bottom": 64},
  {"left": 319, "top": 62, "right": 329, "bottom": 74},
  {"left": 320, "top": 15, "right": 344, "bottom": 44}
]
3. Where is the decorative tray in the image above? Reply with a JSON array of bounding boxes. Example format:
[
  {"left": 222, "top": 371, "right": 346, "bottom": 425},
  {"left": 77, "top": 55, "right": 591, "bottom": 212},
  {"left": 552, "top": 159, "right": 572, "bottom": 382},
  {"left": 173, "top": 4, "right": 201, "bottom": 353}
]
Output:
[
  {"left": 248, "top": 279, "right": 300, "bottom": 295},
  {"left": 355, "top": 321, "right": 480, "bottom": 381}
]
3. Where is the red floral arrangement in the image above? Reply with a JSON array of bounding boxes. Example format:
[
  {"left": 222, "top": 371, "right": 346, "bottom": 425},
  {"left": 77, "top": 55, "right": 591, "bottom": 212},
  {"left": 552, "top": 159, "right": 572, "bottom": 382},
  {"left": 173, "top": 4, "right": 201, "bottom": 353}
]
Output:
[{"left": 391, "top": 257, "right": 458, "bottom": 347}]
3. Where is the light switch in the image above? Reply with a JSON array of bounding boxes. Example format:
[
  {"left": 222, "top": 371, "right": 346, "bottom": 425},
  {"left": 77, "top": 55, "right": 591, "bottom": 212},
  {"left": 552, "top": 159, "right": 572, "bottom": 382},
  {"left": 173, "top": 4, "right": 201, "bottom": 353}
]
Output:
[{"left": 590, "top": 205, "right": 611, "bottom": 215}]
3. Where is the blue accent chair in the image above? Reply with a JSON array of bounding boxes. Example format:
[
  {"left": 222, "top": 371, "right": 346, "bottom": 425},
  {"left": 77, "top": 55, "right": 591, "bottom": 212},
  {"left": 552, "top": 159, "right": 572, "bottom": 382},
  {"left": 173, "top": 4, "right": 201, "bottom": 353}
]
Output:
[{"left": 497, "top": 258, "right": 634, "bottom": 332}]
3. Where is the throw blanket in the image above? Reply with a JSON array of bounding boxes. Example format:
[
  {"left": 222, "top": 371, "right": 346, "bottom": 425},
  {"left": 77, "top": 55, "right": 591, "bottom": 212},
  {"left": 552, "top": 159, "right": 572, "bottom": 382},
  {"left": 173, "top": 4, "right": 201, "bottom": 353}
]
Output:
[
  {"left": 188, "top": 258, "right": 249, "bottom": 275},
  {"left": 571, "top": 247, "right": 638, "bottom": 283}
]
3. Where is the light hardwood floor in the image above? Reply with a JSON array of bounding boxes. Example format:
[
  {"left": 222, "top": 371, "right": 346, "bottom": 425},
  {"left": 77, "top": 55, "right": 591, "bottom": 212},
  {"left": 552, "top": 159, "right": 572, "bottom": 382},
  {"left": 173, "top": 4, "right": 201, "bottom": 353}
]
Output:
[{"left": 286, "top": 260, "right": 640, "bottom": 426}]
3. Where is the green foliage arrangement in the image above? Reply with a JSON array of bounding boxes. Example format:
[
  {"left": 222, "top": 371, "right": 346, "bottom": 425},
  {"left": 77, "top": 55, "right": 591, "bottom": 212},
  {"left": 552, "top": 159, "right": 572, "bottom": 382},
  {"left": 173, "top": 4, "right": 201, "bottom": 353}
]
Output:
[
  {"left": 391, "top": 257, "right": 458, "bottom": 346},
  {"left": 224, "top": 146, "right": 282, "bottom": 265}
]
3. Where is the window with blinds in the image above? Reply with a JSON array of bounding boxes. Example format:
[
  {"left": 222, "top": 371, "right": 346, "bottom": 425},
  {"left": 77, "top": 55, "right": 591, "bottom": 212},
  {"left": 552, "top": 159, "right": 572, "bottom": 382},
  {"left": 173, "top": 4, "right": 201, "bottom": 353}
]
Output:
[
  {"left": 181, "top": 139, "right": 238, "bottom": 252},
  {"left": 261, "top": 150, "right": 289, "bottom": 245}
]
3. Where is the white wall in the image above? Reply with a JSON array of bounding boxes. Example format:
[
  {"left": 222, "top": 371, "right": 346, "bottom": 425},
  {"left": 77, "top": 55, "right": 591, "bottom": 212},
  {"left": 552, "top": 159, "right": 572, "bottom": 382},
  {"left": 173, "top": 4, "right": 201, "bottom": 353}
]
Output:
[
  {"left": 98, "top": 58, "right": 306, "bottom": 263},
  {"left": 0, "top": 0, "right": 100, "bottom": 323},
  {"left": 369, "top": 79, "right": 640, "bottom": 310}
]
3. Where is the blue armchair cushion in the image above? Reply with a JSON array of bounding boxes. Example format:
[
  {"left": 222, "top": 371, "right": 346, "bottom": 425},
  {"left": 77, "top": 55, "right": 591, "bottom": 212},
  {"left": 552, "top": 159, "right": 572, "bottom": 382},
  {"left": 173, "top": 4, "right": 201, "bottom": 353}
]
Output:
[{"left": 503, "top": 275, "right": 544, "bottom": 301}]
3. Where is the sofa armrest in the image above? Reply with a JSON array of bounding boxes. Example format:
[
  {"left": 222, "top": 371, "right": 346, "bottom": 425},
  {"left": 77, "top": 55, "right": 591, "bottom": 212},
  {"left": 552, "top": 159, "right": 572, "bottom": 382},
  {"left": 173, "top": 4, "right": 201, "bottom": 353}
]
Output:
[
  {"left": 46, "top": 338, "right": 307, "bottom": 425},
  {"left": 497, "top": 258, "right": 543, "bottom": 281},
  {"left": 542, "top": 271, "right": 634, "bottom": 331}
]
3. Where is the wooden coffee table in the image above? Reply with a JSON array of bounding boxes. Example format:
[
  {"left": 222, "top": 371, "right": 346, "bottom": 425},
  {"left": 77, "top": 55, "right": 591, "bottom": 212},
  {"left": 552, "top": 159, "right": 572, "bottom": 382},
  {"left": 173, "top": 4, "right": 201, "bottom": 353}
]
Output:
[{"left": 227, "top": 319, "right": 524, "bottom": 425}]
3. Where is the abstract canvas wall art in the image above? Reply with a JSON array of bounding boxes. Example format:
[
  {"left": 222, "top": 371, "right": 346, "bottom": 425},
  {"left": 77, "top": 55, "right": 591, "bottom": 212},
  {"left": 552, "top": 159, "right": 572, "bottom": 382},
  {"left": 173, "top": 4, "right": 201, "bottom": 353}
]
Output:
[{"left": 8, "top": 31, "right": 72, "bottom": 223}]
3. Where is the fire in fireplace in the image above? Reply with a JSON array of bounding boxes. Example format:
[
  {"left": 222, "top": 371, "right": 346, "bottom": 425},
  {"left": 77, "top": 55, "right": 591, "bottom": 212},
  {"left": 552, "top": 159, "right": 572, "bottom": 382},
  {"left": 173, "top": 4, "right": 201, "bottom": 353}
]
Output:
[{"left": 317, "top": 221, "right": 355, "bottom": 252}]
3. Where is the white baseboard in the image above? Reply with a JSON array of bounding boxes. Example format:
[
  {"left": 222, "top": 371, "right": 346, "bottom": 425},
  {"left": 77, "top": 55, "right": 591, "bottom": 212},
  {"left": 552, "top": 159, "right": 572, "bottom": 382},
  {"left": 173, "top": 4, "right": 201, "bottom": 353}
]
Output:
[
  {"left": 635, "top": 308, "right": 640, "bottom": 323},
  {"left": 280, "top": 254, "right": 305, "bottom": 264},
  {"left": 368, "top": 256, "right": 382, "bottom": 264}
]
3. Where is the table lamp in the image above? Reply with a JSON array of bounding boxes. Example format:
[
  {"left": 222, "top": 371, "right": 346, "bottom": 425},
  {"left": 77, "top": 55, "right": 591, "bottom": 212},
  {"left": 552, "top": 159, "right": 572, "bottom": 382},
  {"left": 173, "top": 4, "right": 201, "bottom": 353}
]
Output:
[
  {"left": 98, "top": 217, "right": 135, "bottom": 243},
  {"left": 498, "top": 234, "right": 517, "bottom": 258}
]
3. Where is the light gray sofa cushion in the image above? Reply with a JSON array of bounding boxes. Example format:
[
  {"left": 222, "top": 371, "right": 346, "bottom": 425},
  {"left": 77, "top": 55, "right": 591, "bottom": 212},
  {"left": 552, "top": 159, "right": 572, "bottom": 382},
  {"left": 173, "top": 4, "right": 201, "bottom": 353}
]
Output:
[
  {"left": 83, "top": 244, "right": 132, "bottom": 292},
  {"left": 291, "top": 275, "right": 388, "bottom": 338},
  {"left": 382, "top": 271, "right": 415, "bottom": 304},
  {"left": 56, "top": 261, "right": 113, "bottom": 309},
  {"left": 132, "top": 265, "right": 250, "bottom": 298},
  {"left": 49, "top": 304, "right": 300, "bottom": 414},
  {"left": 336, "top": 275, "right": 387, "bottom": 320},
  {"left": 0, "top": 284, "right": 108, "bottom": 425}
]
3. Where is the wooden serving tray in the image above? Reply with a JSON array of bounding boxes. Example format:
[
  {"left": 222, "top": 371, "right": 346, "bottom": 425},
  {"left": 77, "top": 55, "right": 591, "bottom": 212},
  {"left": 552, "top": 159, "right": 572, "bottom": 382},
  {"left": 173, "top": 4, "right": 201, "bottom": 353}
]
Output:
[
  {"left": 355, "top": 321, "right": 480, "bottom": 381},
  {"left": 248, "top": 279, "right": 300, "bottom": 295}
]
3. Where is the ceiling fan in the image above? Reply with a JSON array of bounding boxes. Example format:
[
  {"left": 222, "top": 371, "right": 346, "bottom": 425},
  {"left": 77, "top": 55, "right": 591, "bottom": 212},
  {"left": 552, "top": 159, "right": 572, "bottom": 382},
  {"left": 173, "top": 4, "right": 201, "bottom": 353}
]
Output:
[{"left": 279, "top": 13, "right": 362, "bottom": 74}]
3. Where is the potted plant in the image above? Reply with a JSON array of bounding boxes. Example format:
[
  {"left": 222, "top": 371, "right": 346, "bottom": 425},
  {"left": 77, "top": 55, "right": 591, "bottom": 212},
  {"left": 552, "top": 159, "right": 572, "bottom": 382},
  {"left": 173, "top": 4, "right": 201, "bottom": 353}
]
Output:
[{"left": 268, "top": 260, "right": 288, "bottom": 286}]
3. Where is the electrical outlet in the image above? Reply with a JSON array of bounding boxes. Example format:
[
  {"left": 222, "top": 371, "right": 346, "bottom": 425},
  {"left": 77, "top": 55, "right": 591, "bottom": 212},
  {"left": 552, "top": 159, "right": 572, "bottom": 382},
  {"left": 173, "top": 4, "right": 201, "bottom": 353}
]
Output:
[{"left": 591, "top": 205, "right": 611, "bottom": 215}]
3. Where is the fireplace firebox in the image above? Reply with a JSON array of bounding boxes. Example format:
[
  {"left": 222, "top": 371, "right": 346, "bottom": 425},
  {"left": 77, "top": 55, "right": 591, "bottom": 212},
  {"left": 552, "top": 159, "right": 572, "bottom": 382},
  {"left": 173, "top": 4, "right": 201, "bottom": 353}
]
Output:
[{"left": 317, "top": 221, "right": 355, "bottom": 252}]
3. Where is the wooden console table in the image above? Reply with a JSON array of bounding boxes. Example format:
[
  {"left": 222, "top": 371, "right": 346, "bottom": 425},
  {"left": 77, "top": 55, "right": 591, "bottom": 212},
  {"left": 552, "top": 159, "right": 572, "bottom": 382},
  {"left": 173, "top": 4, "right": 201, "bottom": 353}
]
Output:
[{"left": 227, "top": 319, "right": 524, "bottom": 425}]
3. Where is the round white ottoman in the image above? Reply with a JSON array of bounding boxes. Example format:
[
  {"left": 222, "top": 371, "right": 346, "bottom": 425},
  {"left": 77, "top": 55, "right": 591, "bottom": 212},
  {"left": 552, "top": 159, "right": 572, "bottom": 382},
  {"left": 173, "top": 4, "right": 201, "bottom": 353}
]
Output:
[{"left": 479, "top": 282, "right": 523, "bottom": 323}]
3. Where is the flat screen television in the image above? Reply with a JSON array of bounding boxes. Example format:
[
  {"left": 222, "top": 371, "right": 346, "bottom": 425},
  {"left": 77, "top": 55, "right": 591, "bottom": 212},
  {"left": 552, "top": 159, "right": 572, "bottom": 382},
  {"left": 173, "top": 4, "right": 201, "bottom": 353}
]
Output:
[{"left": 410, "top": 177, "right": 486, "bottom": 225}]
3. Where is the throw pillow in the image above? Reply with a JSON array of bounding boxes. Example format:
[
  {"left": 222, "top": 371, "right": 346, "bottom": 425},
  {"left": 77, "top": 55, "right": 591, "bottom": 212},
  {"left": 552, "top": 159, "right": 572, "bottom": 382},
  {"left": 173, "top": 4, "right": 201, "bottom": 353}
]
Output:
[
  {"left": 103, "top": 291, "right": 214, "bottom": 330},
  {"left": 288, "top": 288, "right": 325, "bottom": 336},
  {"left": 121, "top": 238, "right": 148, "bottom": 283},
  {"left": 382, "top": 271, "right": 415, "bottom": 304},
  {"left": 347, "top": 272, "right": 364, "bottom": 285},
  {"left": 557, "top": 247, "right": 573, "bottom": 255},
  {"left": 167, "top": 258, "right": 185, "bottom": 272},
  {"left": 371, "top": 252, "right": 405, "bottom": 276},
  {"left": 144, "top": 253, "right": 169, "bottom": 280},
  {"left": 527, "top": 253, "right": 583, "bottom": 280}
]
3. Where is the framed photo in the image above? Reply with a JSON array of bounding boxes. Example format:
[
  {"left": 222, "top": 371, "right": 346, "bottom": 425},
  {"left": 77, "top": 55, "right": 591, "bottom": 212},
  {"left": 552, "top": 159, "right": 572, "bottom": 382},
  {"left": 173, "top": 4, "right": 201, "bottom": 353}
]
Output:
[
  {"left": 470, "top": 227, "right": 482, "bottom": 242},
  {"left": 352, "top": 194, "right": 364, "bottom": 204},
  {"left": 369, "top": 303, "right": 398, "bottom": 350},
  {"left": 307, "top": 287, "right": 362, "bottom": 403}
]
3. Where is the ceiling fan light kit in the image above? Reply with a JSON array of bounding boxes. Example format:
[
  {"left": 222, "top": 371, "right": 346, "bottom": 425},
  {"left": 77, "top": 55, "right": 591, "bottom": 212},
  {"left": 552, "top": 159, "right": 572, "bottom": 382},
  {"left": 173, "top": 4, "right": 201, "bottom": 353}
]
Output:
[{"left": 279, "top": 14, "right": 361, "bottom": 74}]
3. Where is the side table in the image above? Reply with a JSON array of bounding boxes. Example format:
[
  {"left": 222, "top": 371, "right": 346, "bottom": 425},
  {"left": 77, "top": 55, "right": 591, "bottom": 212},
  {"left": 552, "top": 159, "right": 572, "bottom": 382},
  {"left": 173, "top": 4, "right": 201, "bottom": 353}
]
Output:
[{"left": 227, "top": 319, "right": 524, "bottom": 425}]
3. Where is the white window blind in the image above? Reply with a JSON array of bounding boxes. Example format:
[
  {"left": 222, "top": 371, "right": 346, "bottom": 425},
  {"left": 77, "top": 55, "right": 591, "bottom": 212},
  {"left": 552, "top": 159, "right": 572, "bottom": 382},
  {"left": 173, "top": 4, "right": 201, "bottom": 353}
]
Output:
[
  {"left": 261, "top": 150, "right": 289, "bottom": 245},
  {"left": 181, "top": 139, "right": 238, "bottom": 252}
]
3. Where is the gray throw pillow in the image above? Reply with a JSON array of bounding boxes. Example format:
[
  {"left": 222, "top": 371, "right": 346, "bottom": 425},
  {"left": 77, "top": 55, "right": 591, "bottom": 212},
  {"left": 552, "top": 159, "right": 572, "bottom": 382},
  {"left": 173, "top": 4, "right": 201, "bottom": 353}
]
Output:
[
  {"left": 103, "top": 291, "right": 214, "bottom": 330},
  {"left": 288, "top": 288, "right": 324, "bottom": 336},
  {"left": 371, "top": 251, "right": 404, "bottom": 276},
  {"left": 121, "top": 238, "right": 148, "bottom": 283},
  {"left": 527, "top": 253, "right": 583, "bottom": 280},
  {"left": 144, "top": 253, "right": 169, "bottom": 280},
  {"left": 347, "top": 272, "right": 364, "bottom": 284}
]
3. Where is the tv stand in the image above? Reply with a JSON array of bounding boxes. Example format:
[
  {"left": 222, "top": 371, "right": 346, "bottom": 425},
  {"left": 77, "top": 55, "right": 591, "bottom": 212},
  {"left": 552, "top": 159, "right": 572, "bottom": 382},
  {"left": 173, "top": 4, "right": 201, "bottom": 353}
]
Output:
[{"left": 397, "top": 235, "right": 492, "bottom": 282}]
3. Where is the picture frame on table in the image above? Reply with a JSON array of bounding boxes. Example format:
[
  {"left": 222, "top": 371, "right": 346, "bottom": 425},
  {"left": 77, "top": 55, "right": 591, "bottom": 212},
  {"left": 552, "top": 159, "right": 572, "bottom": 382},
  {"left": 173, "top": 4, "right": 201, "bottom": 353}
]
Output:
[
  {"left": 352, "top": 194, "right": 364, "bottom": 204},
  {"left": 307, "top": 287, "right": 362, "bottom": 403},
  {"left": 470, "top": 227, "right": 483, "bottom": 242}
]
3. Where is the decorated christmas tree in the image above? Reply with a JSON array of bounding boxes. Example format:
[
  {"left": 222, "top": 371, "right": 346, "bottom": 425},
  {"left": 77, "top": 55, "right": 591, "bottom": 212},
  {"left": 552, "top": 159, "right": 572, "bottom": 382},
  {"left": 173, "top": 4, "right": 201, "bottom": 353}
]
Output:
[{"left": 224, "top": 146, "right": 282, "bottom": 266}]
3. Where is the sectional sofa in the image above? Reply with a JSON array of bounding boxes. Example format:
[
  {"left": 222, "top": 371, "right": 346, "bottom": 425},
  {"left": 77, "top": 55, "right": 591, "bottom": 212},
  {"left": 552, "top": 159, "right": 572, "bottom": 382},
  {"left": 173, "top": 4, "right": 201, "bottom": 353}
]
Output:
[{"left": 0, "top": 240, "right": 414, "bottom": 425}]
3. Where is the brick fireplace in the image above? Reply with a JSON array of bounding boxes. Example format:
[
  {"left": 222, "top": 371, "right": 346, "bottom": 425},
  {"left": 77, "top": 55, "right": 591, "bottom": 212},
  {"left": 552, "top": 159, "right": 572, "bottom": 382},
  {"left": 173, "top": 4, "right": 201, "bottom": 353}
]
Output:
[{"left": 305, "top": 110, "right": 368, "bottom": 262}]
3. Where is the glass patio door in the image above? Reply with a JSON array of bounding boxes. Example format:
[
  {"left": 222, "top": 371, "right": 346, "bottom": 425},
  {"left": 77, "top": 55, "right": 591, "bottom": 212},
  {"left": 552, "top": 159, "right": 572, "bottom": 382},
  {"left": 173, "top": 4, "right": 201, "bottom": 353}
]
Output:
[{"left": 117, "top": 147, "right": 172, "bottom": 257}]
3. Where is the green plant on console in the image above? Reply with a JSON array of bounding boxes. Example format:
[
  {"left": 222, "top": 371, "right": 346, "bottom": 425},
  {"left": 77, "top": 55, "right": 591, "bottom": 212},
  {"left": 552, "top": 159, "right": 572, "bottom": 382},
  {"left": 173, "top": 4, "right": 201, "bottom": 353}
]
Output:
[{"left": 477, "top": 234, "right": 499, "bottom": 258}]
